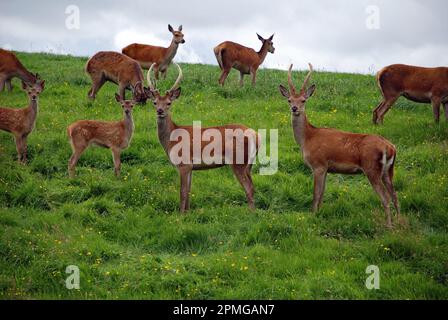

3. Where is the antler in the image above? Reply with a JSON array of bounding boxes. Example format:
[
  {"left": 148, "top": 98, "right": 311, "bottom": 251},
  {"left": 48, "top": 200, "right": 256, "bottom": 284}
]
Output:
[
  {"left": 300, "top": 63, "right": 313, "bottom": 93},
  {"left": 169, "top": 63, "right": 183, "bottom": 92},
  {"left": 287, "top": 64, "right": 296, "bottom": 95},
  {"left": 147, "top": 63, "right": 157, "bottom": 91}
]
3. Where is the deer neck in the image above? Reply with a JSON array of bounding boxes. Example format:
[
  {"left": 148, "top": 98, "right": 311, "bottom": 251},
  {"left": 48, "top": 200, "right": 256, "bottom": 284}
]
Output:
[
  {"left": 27, "top": 97, "right": 38, "bottom": 119},
  {"left": 257, "top": 42, "right": 269, "bottom": 65},
  {"left": 157, "top": 113, "right": 177, "bottom": 154},
  {"left": 291, "top": 112, "right": 312, "bottom": 148},
  {"left": 162, "top": 39, "right": 180, "bottom": 66},
  {"left": 124, "top": 111, "right": 134, "bottom": 138},
  {"left": 16, "top": 66, "right": 35, "bottom": 84}
]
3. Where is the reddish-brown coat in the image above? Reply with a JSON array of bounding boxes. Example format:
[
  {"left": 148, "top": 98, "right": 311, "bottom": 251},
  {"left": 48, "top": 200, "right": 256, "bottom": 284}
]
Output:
[
  {"left": 85, "top": 51, "right": 146, "bottom": 103},
  {"left": 0, "top": 49, "right": 36, "bottom": 91},
  {"left": 373, "top": 64, "right": 448, "bottom": 124}
]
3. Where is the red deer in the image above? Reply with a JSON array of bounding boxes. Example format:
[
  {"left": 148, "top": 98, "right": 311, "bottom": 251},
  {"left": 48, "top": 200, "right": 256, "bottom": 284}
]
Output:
[
  {"left": 279, "top": 63, "right": 400, "bottom": 227},
  {"left": 0, "top": 77, "right": 45, "bottom": 163},
  {"left": 214, "top": 33, "right": 275, "bottom": 87},
  {"left": 85, "top": 51, "right": 147, "bottom": 103},
  {"left": 67, "top": 94, "right": 135, "bottom": 177},
  {"left": 0, "top": 48, "right": 37, "bottom": 92},
  {"left": 145, "top": 63, "right": 260, "bottom": 212},
  {"left": 373, "top": 64, "right": 448, "bottom": 124},
  {"left": 122, "top": 24, "right": 185, "bottom": 80}
]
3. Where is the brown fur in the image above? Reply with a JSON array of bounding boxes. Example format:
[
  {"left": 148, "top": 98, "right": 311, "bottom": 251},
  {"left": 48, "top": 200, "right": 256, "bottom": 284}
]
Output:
[
  {"left": 67, "top": 94, "right": 135, "bottom": 177},
  {"left": 146, "top": 65, "right": 259, "bottom": 213},
  {"left": 280, "top": 64, "right": 399, "bottom": 227},
  {"left": 0, "top": 79, "right": 45, "bottom": 163},
  {"left": 214, "top": 34, "right": 275, "bottom": 86},
  {"left": 85, "top": 51, "right": 147, "bottom": 103},
  {"left": 373, "top": 64, "right": 448, "bottom": 124},
  {"left": 0, "top": 48, "right": 37, "bottom": 92},
  {"left": 122, "top": 25, "right": 185, "bottom": 80}
]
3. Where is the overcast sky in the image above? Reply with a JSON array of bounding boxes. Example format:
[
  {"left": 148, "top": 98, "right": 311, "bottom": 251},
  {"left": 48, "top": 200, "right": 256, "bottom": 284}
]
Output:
[{"left": 0, "top": 0, "right": 447, "bottom": 74}]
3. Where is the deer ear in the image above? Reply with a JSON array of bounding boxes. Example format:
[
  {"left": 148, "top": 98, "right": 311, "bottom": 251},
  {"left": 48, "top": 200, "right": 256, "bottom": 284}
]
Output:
[
  {"left": 39, "top": 80, "right": 45, "bottom": 90},
  {"left": 169, "top": 87, "right": 181, "bottom": 101},
  {"left": 22, "top": 81, "right": 28, "bottom": 90},
  {"left": 269, "top": 34, "right": 274, "bottom": 41},
  {"left": 168, "top": 24, "right": 174, "bottom": 33},
  {"left": 305, "top": 84, "right": 316, "bottom": 99},
  {"left": 257, "top": 33, "right": 264, "bottom": 41},
  {"left": 178, "top": 25, "right": 183, "bottom": 31},
  {"left": 279, "top": 85, "right": 289, "bottom": 98},
  {"left": 115, "top": 93, "right": 121, "bottom": 102}
]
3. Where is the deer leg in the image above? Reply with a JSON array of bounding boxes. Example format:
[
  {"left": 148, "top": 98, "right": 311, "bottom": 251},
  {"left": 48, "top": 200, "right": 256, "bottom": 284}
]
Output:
[
  {"left": 312, "top": 168, "right": 327, "bottom": 212},
  {"left": 118, "top": 83, "right": 126, "bottom": 101},
  {"left": 443, "top": 102, "right": 448, "bottom": 121},
  {"left": 88, "top": 74, "right": 106, "bottom": 100},
  {"left": 372, "top": 100, "right": 385, "bottom": 124},
  {"left": 14, "top": 134, "right": 26, "bottom": 164},
  {"left": 5, "top": 79, "right": 12, "bottom": 92},
  {"left": 111, "top": 148, "right": 121, "bottom": 177},
  {"left": 375, "top": 96, "right": 399, "bottom": 125},
  {"left": 0, "top": 76, "right": 6, "bottom": 92},
  {"left": 179, "top": 166, "right": 193, "bottom": 213},
  {"left": 68, "top": 144, "right": 86, "bottom": 178},
  {"left": 239, "top": 72, "right": 244, "bottom": 87},
  {"left": 367, "top": 173, "right": 392, "bottom": 228},
  {"left": 250, "top": 69, "right": 257, "bottom": 86},
  {"left": 431, "top": 97, "right": 441, "bottom": 123},
  {"left": 232, "top": 164, "right": 255, "bottom": 210},
  {"left": 185, "top": 170, "right": 192, "bottom": 210},
  {"left": 219, "top": 69, "right": 230, "bottom": 86},
  {"left": 382, "top": 165, "right": 400, "bottom": 217}
]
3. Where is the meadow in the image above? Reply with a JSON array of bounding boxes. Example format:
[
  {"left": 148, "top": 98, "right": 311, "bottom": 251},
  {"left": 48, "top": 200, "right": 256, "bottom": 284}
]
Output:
[{"left": 0, "top": 52, "right": 447, "bottom": 299}]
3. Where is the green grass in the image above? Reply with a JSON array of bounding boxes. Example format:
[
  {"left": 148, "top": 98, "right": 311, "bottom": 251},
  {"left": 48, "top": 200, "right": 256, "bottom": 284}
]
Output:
[{"left": 0, "top": 52, "right": 447, "bottom": 299}]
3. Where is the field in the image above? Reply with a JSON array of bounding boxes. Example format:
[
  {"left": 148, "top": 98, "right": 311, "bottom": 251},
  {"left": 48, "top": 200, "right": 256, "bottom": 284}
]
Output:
[{"left": 0, "top": 52, "right": 447, "bottom": 299}]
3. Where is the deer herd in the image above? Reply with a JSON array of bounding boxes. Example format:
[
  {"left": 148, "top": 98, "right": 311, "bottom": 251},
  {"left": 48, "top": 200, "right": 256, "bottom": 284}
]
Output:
[{"left": 1, "top": 24, "right": 447, "bottom": 228}]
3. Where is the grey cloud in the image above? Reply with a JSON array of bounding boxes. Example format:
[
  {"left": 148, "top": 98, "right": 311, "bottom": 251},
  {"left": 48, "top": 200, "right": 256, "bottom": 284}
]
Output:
[{"left": 0, "top": 0, "right": 447, "bottom": 73}]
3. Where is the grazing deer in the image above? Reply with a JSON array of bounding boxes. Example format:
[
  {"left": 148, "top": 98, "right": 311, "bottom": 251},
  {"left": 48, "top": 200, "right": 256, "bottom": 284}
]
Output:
[
  {"left": 85, "top": 51, "right": 147, "bottom": 103},
  {"left": 145, "top": 63, "right": 260, "bottom": 213},
  {"left": 0, "top": 48, "right": 37, "bottom": 92},
  {"left": 67, "top": 94, "right": 135, "bottom": 177},
  {"left": 122, "top": 24, "right": 185, "bottom": 80},
  {"left": 0, "top": 77, "right": 45, "bottom": 163},
  {"left": 373, "top": 64, "right": 448, "bottom": 124},
  {"left": 279, "top": 63, "right": 400, "bottom": 227},
  {"left": 214, "top": 33, "right": 275, "bottom": 87}
]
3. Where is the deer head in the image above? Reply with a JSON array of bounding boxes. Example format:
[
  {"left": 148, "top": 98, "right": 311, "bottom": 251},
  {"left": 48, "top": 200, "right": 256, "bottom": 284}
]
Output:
[
  {"left": 145, "top": 63, "right": 183, "bottom": 118},
  {"left": 257, "top": 33, "right": 275, "bottom": 53},
  {"left": 168, "top": 24, "right": 185, "bottom": 44},
  {"left": 279, "top": 63, "right": 316, "bottom": 115},
  {"left": 114, "top": 93, "right": 136, "bottom": 115},
  {"left": 22, "top": 74, "right": 45, "bottom": 101}
]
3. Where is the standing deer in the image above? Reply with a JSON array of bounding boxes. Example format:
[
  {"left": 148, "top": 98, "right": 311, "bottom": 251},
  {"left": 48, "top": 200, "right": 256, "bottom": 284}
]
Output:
[
  {"left": 373, "top": 64, "right": 448, "bottom": 124},
  {"left": 145, "top": 63, "right": 260, "bottom": 213},
  {"left": 279, "top": 63, "right": 400, "bottom": 227},
  {"left": 122, "top": 24, "right": 185, "bottom": 80},
  {"left": 214, "top": 33, "right": 275, "bottom": 87},
  {"left": 85, "top": 51, "right": 147, "bottom": 103},
  {"left": 0, "top": 48, "right": 37, "bottom": 92},
  {"left": 0, "top": 77, "right": 45, "bottom": 163},
  {"left": 67, "top": 94, "right": 135, "bottom": 177}
]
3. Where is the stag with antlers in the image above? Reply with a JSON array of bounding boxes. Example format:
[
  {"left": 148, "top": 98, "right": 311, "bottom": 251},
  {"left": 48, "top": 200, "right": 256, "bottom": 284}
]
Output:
[
  {"left": 214, "top": 33, "right": 275, "bottom": 87},
  {"left": 122, "top": 24, "right": 185, "bottom": 80},
  {"left": 145, "top": 63, "right": 260, "bottom": 212},
  {"left": 279, "top": 63, "right": 400, "bottom": 227}
]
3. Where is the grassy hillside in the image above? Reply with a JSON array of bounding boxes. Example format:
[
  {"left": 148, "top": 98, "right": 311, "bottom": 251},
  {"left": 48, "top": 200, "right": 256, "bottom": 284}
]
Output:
[{"left": 0, "top": 52, "right": 447, "bottom": 299}]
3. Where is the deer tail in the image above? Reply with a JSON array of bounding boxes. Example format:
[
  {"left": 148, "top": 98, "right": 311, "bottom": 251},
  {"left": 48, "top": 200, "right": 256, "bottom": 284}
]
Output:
[{"left": 214, "top": 46, "right": 224, "bottom": 70}]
